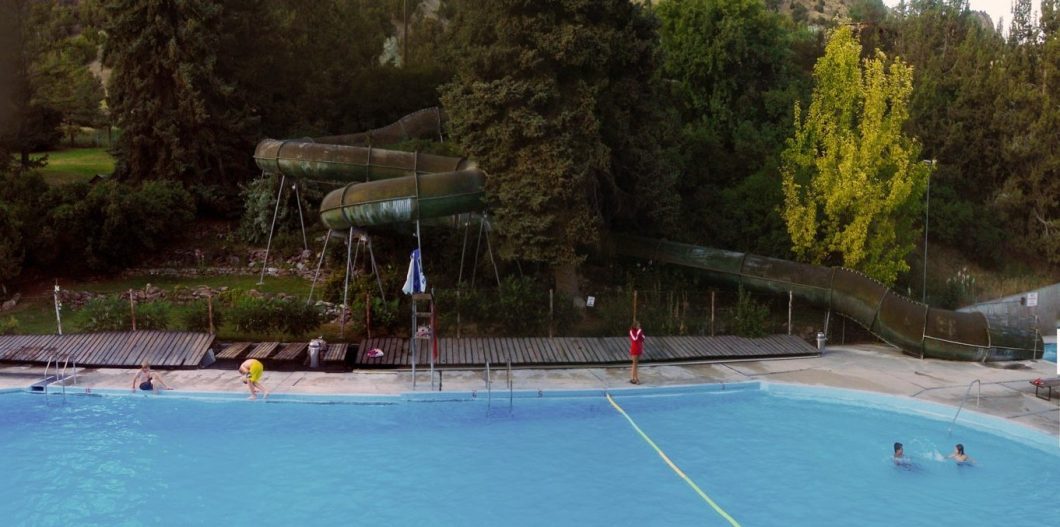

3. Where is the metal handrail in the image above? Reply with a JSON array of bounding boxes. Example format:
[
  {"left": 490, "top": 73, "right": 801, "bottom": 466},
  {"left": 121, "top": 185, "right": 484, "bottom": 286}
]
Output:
[
  {"left": 507, "top": 360, "right": 513, "bottom": 411},
  {"left": 485, "top": 361, "right": 492, "bottom": 411},
  {"left": 42, "top": 355, "right": 55, "bottom": 396},
  {"left": 948, "top": 379, "right": 981, "bottom": 435}
]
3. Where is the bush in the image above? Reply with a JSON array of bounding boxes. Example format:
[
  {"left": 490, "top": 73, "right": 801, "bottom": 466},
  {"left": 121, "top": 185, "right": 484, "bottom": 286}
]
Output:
[
  {"left": 0, "top": 316, "right": 18, "bottom": 335},
  {"left": 727, "top": 286, "right": 770, "bottom": 338},
  {"left": 181, "top": 299, "right": 223, "bottom": 333},
  {"left": 79, "top": 297, "right": 130, "bottom": 332},
  {"left": 228, "top": 296, "right": 323, "bottom": 338},
  {"left": 79, "top": 297, "right": 172, "bottom": 332},
  {"left": 135, "top": 301, "right": 172, "bottom": 330}
]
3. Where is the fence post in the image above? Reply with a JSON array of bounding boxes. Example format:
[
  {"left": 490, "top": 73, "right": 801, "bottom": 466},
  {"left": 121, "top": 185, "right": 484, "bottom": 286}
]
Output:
[
  {"left": 366, "top": 291, "right": 372, "bottom": 340},
  {"left": 710, "top": 290, "right": 715, "bottom": 337},
  {"left": 632, "top": 290, "right": 638, "bottom": 323},
  {"left": 788, "top": 291, "right": 793, "bottom": 335},
  {"left": 129, "top": 289, "right": 137, "bottom": 332},
  {"left": 549, "top": 288, "right": 554, "bottom": 338},
  {"left": 207, "top": 293, "right": 215, "bottom": 334}
]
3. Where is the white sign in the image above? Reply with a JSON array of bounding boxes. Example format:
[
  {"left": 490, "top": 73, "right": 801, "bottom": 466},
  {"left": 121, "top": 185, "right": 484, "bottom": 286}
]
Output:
[
  {"left": 586, "top": 296, "right": 596, "bottom": 307},
  {"left": 1027, "top": 292, "right": 1038, "bottom": 307}
]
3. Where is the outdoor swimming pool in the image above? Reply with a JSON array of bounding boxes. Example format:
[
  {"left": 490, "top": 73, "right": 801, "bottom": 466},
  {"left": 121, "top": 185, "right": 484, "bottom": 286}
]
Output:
[{"left": 1, "top": 384, "right": 1057, "bottom": 526}]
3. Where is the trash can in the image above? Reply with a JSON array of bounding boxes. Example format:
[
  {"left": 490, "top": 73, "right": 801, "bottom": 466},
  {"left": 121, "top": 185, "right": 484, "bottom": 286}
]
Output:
[
  {"left": 816, "top": 331, "right": 827, "bottom": 352},
  {"left": 308, "top": 339, "right": 321, "bottom": 368}
]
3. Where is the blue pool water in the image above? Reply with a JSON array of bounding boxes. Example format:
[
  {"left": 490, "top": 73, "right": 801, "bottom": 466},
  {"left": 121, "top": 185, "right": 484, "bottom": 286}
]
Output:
[{"left": 1, "top": 385, "right": 1058, "bottom": 526}]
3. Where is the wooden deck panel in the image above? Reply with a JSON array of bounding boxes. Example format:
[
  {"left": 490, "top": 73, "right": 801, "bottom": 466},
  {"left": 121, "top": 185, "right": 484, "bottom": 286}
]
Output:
[
  {"left": 0, "top": 331, "right": 213, "bottom": 368},
  {"left": 273, "top": 342, "right": 308, "bottom": 362},
  {"left": 148, "top": 331, "right": 179, "bottom": 366},
  {"left": 323, "top": 342, "right": 348, "bottom": 363},
  {"left": 246, "top": 342, "right": 279, "bottom": 360},
  {"left": 216, "top": 342, "right": 252, "bottom": 360}
]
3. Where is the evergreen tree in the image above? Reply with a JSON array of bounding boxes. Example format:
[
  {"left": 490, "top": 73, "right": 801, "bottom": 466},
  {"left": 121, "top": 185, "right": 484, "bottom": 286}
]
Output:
[
  {"left": 889, "top": 1, "right": 1009, "bottom": 263},
  {"left": 104, "top": 0, "right": 255, "bottom": 186},
  {"left": 656, "top": 0, "right": 812, "bottom": 255},
  {"left": 781, "top": 26, "right": 931, "bottom": 285},
  {"left": 0, "top": 0, "right": 69, "bottom": 167},
  {"left": 440, "top": 0, "right": 676, "bottom": 293},
  {"left": 994, "top": 0, "right": 1060, "bottom": 262}
]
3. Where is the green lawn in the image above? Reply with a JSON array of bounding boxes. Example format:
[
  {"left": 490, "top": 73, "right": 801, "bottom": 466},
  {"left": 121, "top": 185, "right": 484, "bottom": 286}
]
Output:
[{"left": 34, "top": 147, "right": 115, "bottom": 186}]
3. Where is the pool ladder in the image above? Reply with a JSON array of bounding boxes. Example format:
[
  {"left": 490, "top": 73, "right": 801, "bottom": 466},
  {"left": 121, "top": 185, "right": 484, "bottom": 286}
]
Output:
[
  {"left": 484, "top": 360, "right": 513, "bottom": 414},
  {"left": 36, "top": 351, "right": 77, "bottom": 399},
  {"left": 947, "top": 379, "right": 980, "bottom": 435}
]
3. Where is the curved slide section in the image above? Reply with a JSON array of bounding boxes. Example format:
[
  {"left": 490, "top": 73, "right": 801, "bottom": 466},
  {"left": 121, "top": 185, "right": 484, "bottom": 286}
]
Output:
[
  {"left": 254, "top": 112, "right": 486, "bottom": 231},
  {"left": 609, "top": 234, "right": 1043, "bottom": 361}
]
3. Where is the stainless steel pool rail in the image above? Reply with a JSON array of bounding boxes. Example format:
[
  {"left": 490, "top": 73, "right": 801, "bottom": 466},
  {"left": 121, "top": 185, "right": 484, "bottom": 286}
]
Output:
[
  {"left": 40, "top": 351, "right": 76, "bottom": 399},
  {"left": 484, "top": 360, "right": 513, "bottom": 414},
  {"left": 947, "top": 379, "right": 981, "bottom": 435},
  {"left": 485, "top": 361, "right": 492, "bottom": 411}
]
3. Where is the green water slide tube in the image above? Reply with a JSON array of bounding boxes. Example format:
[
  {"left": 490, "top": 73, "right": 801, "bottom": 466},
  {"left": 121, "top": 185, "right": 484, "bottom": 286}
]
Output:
[
  {"left": 609, "top": 234, "right": 1043, "bottom": 362},
  {"left": 253, "top": 109, "right": 1039, "bottom": 361}
]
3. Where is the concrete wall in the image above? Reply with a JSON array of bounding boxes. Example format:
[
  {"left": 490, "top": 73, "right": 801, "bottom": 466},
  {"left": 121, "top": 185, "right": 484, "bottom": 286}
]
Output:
[{"left": 960, "top": 282, "right": 1060, "bottom": 341}]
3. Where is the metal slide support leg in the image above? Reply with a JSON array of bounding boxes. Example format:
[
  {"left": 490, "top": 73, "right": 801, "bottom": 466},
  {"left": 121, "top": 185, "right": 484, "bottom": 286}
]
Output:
[
  {"left": 307, "top": 230, "right": 332, "bottom": 305},
  {"left": 259, "top": 174, "right": 286, "bottom": 285}
]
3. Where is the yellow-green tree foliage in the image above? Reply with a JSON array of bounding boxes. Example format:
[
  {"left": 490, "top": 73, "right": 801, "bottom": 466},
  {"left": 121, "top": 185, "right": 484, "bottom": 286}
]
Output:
[{"left": 781, "top": 26, "right": 930, "bottom": 285}]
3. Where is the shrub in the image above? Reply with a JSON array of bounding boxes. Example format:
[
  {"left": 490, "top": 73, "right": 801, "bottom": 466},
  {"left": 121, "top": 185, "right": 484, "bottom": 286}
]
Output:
[
  {"left": 135, "top": 301, "right": 172, "bottom": 330},
  {"left": 228, "top": 296, "right": 323, "bottom": 337},
  {"left": 727, "top": 286, "right": 770, "bottom": 338},
  {"left": 0, "top": 316, "right": 18, "bottom": 335},
  {"left": 181, "top": 299, "right": 223, "bottom": 333},
  {"left": 79, "top": 297, "right": 130, "bottom": 332}
]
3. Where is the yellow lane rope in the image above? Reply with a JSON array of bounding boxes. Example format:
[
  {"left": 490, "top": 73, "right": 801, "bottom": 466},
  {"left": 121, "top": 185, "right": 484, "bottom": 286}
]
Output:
[{"left": 605, "top": 393, "right": 741, "bottom": 527}]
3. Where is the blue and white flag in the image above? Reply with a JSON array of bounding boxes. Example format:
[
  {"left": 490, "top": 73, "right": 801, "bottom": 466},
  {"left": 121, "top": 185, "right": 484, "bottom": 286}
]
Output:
[{"left": 401, "top": 248, "right": 427, "bottom": 295}]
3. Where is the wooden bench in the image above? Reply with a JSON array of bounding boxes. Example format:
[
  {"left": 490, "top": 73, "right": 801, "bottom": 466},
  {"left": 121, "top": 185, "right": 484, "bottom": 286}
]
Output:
[
  {"left": 1031, "top": 378, "right": 1060, "bottom": 400},
  {"left": 245, "top": 342, "right": 280, "bottom": 360},
  {"left": 323, "top": 343, "right": 348, "bottom": 365},
  {"left": 216, "top": 342, "right": 253, "bottom": 360},
  {"left": 273, "top": 342, "right": 308, "bottom": 363}
]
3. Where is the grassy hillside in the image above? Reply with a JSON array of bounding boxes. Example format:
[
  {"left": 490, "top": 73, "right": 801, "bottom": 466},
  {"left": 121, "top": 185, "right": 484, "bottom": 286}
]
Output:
[{"left": 35, "top": 147, "right": 115, "bottom": 186}]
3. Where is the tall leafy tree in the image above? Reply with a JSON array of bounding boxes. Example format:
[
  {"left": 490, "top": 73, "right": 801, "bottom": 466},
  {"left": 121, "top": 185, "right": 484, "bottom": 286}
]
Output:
[
  {"left": 781, "top": 26, "right": 931, "bottom": 284},
  {"left": 440, "top": 0, "right": 677, "bottom": 293},
  {"left": 656, "top": 0, "right": 812, "bottom": 255},
  {"left": 104, "top": 0, "right": 255, "bottom": 185}
]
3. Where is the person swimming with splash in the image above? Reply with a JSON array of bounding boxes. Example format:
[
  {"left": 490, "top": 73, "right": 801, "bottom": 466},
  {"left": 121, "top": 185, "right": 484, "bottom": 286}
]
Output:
[{"left": 948, "top": 443, "right": 974, "bottom": 465}]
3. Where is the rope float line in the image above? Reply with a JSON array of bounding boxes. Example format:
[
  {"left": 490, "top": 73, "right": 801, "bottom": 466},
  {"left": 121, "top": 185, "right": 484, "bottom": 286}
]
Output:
[{"left": 604, "top": 393, "right": 741, "bottom": 527}]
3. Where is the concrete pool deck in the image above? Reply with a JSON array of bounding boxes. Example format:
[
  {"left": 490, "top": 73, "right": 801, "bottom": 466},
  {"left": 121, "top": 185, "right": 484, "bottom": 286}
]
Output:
[{"left": 2, "top": 343, "right": 1057, "bottom": 437}]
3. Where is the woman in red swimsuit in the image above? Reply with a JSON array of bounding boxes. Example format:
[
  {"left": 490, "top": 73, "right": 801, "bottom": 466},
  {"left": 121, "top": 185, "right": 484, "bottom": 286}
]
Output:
[{"left": 629, "top": 321, "right": 644, "bottom": 384}]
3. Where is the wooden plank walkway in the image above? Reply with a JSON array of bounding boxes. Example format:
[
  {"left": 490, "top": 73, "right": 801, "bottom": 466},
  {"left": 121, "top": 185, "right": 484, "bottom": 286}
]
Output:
[
  {"left": 355, "top": 334, "right": 818, "bottom": 368},
  {"left": 0, "top": 331, "right": 214, "bottom": 368}
]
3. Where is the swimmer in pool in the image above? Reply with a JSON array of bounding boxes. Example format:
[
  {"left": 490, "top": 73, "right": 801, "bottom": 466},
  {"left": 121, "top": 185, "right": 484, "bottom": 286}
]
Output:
[
  {"left": 948, "top": 443, "right": 974, "bottom": 465},
  {"left": 893, "top": 442, "right": 909, "bottom": 465},
  {"left": 131, "top": 361, "right": 173, "bottom": 392},
  {"left": 239, "top": 358, "right": 269, "bottom": 400}
]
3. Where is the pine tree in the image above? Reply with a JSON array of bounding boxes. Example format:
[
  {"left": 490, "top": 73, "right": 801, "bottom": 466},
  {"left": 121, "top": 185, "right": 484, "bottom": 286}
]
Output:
[
  {"left": 104, "top": 0, "right": 255, "bottom": 186},
  {"left": 440, "top": 0, "right": 676, "bottom": 294}
]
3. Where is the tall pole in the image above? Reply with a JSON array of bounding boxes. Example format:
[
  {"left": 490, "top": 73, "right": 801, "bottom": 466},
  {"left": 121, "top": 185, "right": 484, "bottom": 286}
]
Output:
[
  {"left": 922, "top": 160, "right": 934, "bottom": 303},
  {"left": 402, "top": 0, "right": 409, "bottom": 67},
  {"left": 53, "top": 283, "right": 63, "bottom": 335}
]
